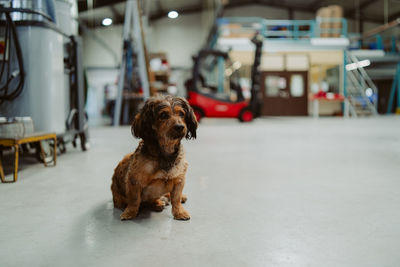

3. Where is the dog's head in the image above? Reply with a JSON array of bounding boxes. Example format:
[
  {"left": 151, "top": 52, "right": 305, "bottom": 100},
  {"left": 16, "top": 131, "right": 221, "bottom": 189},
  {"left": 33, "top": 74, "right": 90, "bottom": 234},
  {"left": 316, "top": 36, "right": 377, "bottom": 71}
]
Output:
[{"left": 132, "top": 95, "right": 197, "bottom": 148}]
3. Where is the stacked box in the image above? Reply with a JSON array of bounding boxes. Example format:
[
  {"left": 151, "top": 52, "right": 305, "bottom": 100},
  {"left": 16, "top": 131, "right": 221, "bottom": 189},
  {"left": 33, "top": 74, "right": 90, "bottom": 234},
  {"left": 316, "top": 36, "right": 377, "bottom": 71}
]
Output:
[
  {"left": 316, "top": 7, "right": 331, "bottom": 38},
  {"left": 329, "top": 5, "right": 343, "bottom": 37},
  {"left": 220, "top": 24, "right": 255, "bottom": 38}
]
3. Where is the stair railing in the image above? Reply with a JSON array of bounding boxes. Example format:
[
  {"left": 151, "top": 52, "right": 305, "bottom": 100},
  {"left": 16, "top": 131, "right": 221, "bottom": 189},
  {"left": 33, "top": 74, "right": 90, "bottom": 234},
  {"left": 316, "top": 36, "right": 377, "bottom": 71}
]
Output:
[
  {"left": 346, "top": 51, "right": 379, "bottom": 110},
  {"left": 345, "top": 52, "right": 379, "bottom": 115}
]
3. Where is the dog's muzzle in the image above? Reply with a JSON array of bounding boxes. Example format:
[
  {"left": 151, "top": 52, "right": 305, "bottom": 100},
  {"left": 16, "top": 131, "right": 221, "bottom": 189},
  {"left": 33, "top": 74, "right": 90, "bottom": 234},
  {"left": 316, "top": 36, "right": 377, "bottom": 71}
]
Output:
[
  {"left": 171, "top": 124, "right": 185, "bottom": 139},
  {"left": 174, "top": 124, "right": 184, "bottom": 132}
]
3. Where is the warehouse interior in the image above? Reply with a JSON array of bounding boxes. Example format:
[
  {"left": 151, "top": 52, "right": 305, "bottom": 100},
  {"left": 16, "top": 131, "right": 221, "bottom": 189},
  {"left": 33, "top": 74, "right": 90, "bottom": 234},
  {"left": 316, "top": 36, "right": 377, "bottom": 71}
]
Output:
[{"left": 0, "top": 0, "right": 400, "bottom": 266}]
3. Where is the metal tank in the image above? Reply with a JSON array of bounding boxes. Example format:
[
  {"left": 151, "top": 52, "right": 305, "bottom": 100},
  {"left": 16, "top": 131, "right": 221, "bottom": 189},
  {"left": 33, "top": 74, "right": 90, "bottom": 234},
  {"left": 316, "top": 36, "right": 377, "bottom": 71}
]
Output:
[
  {"left": 0, "top": 0, "right": 77, "bottom": 135},
  {"left": 7, "top": 0, "right": 54, "bottom": 22},
  {"left": 54, "top": 0, "right": 79, "bottom": 125},
  {"left": 54, "top": 0, "right": 78, "bottom": 36}
]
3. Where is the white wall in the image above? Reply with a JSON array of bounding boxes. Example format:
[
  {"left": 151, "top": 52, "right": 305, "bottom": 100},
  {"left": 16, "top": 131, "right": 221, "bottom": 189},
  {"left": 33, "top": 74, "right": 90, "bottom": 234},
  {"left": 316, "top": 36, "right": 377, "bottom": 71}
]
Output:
[
  {"left": 148, "top": 13, "right": 209, "bottom": 68},
  {"left": 85, "top": 69, "right": 119, "bottom": 125},
  {"left": 82, "top": 25, "right": 123, "bottom": 68},
  {"left": 82, "top": 26, "right": 123, "bottom": 125},
  {"left": 82, "top": 13, "right": 209, "bottom": 69}
]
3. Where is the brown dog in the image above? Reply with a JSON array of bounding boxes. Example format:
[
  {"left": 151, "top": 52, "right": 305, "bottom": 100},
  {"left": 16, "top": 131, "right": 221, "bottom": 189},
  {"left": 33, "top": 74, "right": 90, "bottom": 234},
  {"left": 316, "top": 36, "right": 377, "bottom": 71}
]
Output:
[{"left": 111, "top": 95, "right": 197, "bottom": 220}]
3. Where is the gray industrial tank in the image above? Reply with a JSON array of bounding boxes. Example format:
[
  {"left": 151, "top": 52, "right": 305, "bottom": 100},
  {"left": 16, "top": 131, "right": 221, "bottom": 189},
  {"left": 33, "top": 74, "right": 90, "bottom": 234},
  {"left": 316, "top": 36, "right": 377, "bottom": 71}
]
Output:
[
  {"left": 54, "top": 0, "right": 78, "bottom": 36},
  {"left": 0, "top": 0, "right": 76, "bottom": 134},
  {"left": 0, "top": 26, "right": 66, "bottom": 134}
]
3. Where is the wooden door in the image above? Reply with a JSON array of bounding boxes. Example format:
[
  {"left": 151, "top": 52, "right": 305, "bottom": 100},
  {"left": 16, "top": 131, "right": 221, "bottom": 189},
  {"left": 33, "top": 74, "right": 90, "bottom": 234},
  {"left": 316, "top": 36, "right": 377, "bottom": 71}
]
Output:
[{"left": 261, "top": 71, "right": 308, "bottom": 116}]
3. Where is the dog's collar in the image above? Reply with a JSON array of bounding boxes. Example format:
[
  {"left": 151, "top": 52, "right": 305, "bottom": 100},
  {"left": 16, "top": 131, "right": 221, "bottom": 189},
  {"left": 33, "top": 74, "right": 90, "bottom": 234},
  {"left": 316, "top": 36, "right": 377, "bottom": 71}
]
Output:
[
  {"left": 159, "top": 148, "right": 180, "bottom": 171},
  {"left": 141, "top": 141, "right": 181, "bottom": 171}
]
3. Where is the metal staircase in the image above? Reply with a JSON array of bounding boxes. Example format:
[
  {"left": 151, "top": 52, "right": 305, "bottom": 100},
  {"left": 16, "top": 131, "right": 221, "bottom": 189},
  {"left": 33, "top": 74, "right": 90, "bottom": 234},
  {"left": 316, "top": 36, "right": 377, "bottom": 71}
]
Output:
[{"left": 345, "top": 51, "right": 379, "bottom": 117}]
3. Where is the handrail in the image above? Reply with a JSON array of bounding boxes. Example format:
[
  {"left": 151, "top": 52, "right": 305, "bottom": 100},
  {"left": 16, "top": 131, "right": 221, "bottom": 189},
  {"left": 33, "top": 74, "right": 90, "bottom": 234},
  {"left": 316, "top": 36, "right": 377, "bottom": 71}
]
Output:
[
  {"left": 362, "top": 18, "right": 400, "bottom": 39},
  {"left": 216, "top": 16, "right": 348, "bottom": 40},
  {"left": 345, "top": 53, "right": 379, "bottom": 115},
  {"left": 347, "top": 51, "right": 379, "bottom": 108},
  {"left": 346, "top": 70, "right": 378, "bottom": 115}
]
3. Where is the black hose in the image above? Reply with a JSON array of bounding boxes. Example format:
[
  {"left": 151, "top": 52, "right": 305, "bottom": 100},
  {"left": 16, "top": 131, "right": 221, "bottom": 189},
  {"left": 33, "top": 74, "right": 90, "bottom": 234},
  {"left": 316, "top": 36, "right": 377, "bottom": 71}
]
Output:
[
  {"left": 0, "top": 7, "right": 54, "bottom": 23},
  {"left": 0, "top": 10, "right": 25, "bottom": 104},
  {"left": 0, "top": 21, "right": 9, "bottom": 79}
]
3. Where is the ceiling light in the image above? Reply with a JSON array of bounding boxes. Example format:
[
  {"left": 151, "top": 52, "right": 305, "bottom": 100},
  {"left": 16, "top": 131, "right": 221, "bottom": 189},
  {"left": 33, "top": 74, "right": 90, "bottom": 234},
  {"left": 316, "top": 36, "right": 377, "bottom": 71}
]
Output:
[
  {"left": 102, "top": 17, "right": 112, "bottom": 26},
  {"left": 168, "top": 11, "right": 179, "bottom": 19}
]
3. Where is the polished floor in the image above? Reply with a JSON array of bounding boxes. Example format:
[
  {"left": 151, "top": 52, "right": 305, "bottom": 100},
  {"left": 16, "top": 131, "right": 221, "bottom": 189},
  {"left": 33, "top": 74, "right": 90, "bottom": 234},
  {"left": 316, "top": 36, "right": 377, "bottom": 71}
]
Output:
[{"left": 1, "top": 117, "right": 400, "bottom": 267}]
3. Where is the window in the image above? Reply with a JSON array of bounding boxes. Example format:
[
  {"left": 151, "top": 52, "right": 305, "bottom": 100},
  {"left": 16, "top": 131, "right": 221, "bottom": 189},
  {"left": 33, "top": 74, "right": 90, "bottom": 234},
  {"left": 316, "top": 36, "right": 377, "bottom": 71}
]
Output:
[
  {"left": 265, "top": 76, "right": 286, "bottom": 97},
  {"left": 290, "top": 75, "right": 304, "bottom": 97}
]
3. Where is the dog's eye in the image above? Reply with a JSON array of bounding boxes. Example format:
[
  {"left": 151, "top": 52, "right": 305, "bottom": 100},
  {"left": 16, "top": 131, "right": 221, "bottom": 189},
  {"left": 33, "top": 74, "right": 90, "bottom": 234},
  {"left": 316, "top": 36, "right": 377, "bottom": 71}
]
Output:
[
  {"left": 159, "top": 112, "right": 169, "bottom": 120},
  {"left": 178, "top": 111, "right": 185, "bottom": 117}
]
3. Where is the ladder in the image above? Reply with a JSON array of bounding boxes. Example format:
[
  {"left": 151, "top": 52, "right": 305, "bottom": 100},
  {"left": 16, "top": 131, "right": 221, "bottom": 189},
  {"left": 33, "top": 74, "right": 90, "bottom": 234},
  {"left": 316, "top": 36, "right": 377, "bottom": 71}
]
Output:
[
  {"left": 113, "top": 0, "right": 150, "bottom": 126},
  {"left": 345, "top": 51, "right": 379, "bottom": 117}
]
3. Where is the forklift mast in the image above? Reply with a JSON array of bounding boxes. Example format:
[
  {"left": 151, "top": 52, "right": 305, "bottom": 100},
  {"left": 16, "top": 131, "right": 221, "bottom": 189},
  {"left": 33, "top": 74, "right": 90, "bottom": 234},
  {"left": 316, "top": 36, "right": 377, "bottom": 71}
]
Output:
[{"left": 250, "top": 34, "right": 264, "bottom": 117}]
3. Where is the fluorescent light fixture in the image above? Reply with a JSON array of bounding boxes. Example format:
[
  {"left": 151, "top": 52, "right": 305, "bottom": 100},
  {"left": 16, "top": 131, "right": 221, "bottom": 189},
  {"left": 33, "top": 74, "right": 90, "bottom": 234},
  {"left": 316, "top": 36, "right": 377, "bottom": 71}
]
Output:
[
  {"left": 102, "top": 18, "right": 112, "bottom": 26},
  {"left": 168, "top": 11, "right": 179, "bottom": 19},
  {"left": 311, "top": 38, "right": 349, "bottom": 47},
  {"left": 346, "top": 59, "right": 371, "bottom": 71}
]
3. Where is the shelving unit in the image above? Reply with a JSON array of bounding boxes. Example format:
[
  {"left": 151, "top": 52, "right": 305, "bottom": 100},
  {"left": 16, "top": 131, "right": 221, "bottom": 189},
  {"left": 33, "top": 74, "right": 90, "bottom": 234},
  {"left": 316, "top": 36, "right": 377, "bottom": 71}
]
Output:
[{"left": 149, "top": 52, "right": 171, "bottom": 95}]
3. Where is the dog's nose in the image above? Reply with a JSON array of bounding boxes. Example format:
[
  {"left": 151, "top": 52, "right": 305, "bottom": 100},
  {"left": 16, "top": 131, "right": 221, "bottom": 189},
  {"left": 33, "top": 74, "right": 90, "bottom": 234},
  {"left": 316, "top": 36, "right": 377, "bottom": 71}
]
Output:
[{"left": 174, "top": 124, "right": 185, "bottom": 132}]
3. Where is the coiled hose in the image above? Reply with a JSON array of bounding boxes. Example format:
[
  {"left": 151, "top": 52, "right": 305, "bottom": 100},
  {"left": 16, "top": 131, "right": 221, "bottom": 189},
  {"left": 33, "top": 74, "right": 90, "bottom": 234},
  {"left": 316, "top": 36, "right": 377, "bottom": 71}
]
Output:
[{"left": 0, "top": 9, "right": 25, "bottom": 104}]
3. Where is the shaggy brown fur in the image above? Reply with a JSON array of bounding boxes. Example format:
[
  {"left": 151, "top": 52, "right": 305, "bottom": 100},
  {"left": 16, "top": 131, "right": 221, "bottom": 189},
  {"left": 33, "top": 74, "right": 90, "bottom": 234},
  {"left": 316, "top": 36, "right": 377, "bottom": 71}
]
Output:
[{"left": 111, "top": 95, "right": 197, "bottom": 220}]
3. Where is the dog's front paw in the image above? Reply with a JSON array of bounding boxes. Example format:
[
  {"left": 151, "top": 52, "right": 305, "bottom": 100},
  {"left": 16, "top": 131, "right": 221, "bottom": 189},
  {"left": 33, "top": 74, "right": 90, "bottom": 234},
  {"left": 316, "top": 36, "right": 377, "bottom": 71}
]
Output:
[
  {"left": 120, "top": 208, "right": 138, "bottom": 220},
  {"left": 173, "top": 208, "right": 190, "bottom": 221}
]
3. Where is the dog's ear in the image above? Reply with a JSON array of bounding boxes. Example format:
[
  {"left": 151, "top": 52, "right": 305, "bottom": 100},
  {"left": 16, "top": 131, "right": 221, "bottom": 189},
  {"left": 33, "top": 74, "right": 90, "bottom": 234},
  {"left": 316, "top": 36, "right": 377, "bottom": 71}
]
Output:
[
  {"left": 176, "top": 97, "right": 198, "bottom": 139},
  {"left": 186, "top": 104, "right": 198, "bottom": 139},
  {"left": 131, "top": 113, "right": 143, "bottom": 139},
  {"left": 131, "top": 99, "right": 156, "bottom": 140}
]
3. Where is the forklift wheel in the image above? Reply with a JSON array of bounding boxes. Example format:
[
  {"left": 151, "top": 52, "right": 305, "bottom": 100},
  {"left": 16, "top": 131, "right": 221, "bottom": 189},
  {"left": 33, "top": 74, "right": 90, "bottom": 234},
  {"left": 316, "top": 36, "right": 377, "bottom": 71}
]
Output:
[
  {"left": 239, "top": 108, "right": 254, "bottom": 122},
  {"left": 192, "top": 107, "right": 204, "bottom": 122}
]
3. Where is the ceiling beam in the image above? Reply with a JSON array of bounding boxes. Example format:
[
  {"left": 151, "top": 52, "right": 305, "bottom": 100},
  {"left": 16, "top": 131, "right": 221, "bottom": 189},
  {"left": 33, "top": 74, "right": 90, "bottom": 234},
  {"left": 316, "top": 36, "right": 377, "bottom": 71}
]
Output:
[
  {"left": 148, "top": 1, "right": 384, "bottom": 24},
  {"left": 224, "top": 0, "right": 315, "bottom": 14},
  {"left": 225, "top": 0, "right": 383, "bottom": 23},
  {"left": 223, "top": 0, "right": 384, "bottom": 23},
  {"left": 79, "top": 0, "right": 385, "bottom": 27},
  {"left": 109, "top": 5, "right": 124, "bottom": 23},
  {"left": 345, "top": 0, "right": 380, "bottom": 17},
  {"left": 149, "top": 5, "right": 201, "bottom": 21},
  {"left": 308, "top": 0, "right": 324, "bottom": 11},
  {"left": 78, "top": 0, "right": 126, "bottom": 13}
]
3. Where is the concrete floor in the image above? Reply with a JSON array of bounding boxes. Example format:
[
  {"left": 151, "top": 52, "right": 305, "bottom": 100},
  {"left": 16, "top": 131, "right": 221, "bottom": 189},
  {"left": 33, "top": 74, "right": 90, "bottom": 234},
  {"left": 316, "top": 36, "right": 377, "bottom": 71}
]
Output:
[{"left": 1, "top": 117, "right": 400, "bottom": 267}]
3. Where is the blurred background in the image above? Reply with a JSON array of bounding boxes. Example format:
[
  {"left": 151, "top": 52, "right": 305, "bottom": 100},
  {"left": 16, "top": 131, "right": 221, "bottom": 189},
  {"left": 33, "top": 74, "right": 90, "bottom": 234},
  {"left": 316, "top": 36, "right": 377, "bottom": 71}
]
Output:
[
  {"left": 0, "top": 0, "right": 400, "bottom": 266},
  {"left": 1, "top": 0, "right": 400, "bottom": 134}
]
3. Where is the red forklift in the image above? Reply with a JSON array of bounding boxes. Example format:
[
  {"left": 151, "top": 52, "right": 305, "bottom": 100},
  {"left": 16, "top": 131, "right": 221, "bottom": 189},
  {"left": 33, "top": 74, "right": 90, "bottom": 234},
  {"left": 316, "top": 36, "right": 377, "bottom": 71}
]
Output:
[{"left": 186, "top": 34, "right": 263, "bottom": 122}]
